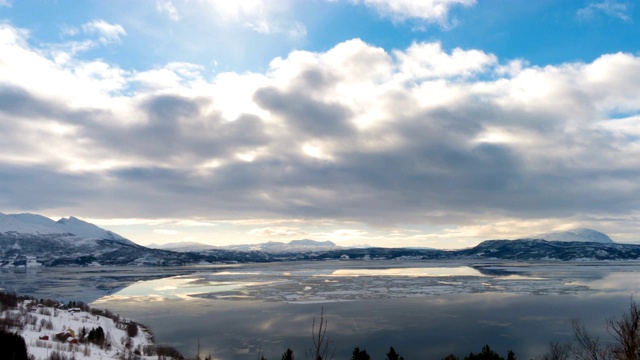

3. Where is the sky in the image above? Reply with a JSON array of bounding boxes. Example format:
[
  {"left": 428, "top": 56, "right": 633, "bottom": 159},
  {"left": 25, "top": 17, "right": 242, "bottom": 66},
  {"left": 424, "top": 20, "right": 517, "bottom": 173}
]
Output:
[{"left": 1, "top": 0, "right": 640, "bottom": 249}]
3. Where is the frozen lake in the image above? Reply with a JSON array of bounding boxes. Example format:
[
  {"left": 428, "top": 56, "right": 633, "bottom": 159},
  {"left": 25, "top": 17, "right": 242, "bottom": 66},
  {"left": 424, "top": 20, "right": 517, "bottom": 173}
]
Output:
[{"left": 3, "top": 261, "right": 640, "bottom": 359}]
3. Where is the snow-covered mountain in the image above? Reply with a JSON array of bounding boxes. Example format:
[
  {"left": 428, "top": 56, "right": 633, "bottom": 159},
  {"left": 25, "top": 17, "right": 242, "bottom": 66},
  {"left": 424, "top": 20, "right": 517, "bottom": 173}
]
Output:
[
  {"left": 149, "top": 241, "right": 218, "bottom": 252},
  {"left": 0, "top": 212, "right": 131, "bottom": 244},
  {"left": 532, "top": 228, "right": 614, "bottom": 243},
  {"left": 0, "top": 213, "right": 266, "bottom": 267},
  {"left": 2, "top": 213, "right": 639, "bottom": 265},
  {"left": 221, "top": 239, "right": 340, "bottom": 253},
  {"left": 152, "top": 239, "right": 341, "bottom": 253}
]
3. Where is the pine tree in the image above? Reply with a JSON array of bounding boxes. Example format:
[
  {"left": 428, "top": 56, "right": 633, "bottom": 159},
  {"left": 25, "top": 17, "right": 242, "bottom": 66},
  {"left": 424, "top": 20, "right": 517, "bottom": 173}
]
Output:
[
  {"left": 282, "top": 348, "right": 295, "bottom": 360},
  {"left": 352, "top": 347, "right": 371, "bottom": 360},
  {"left": 0, "top": 329, "right": 29, "bottom": 360},
  {"left": 386, "top": 347, "right": 404, "bottom": 360}
]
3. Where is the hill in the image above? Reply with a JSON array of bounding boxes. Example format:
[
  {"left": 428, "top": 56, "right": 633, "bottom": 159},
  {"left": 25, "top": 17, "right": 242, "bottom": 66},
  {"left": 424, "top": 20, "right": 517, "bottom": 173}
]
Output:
[
  {"left": 0, "top": 293, "right": 183, "bottom": 359},
  {"left": 532, "top": 228, "right": 614, "bottom": 243}
]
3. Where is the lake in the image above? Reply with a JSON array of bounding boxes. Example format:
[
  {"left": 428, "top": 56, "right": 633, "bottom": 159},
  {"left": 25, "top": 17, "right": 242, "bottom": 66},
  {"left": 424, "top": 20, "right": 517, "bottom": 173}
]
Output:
[{"left": 2, "top": 260, "right": 640, "bottom": 360}]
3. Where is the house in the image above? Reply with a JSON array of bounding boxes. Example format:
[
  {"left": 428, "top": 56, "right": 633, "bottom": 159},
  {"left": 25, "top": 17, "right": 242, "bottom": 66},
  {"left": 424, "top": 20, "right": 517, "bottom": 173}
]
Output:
[{"left": 55, "top": 332, "right": 72, "bottom": 342}]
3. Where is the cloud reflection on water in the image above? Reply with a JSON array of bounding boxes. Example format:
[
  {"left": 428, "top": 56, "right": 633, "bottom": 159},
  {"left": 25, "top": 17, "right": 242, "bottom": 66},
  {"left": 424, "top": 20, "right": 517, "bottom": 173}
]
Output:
[{"left": 87, "top": 262, "right": 640, "bottom": 360}]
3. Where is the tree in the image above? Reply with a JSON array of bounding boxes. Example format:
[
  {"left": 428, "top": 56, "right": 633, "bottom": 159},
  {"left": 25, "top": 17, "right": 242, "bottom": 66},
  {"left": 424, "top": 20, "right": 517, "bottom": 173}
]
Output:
[
  {"left": 537, "top": 342, "right": 573, "bottom": 360},
  {"left": 607, "top": 300, "right": 640, "bottom": 360},
  {"left": 571, "top": 318, "right": 610, "bottom": 360},
  {"left": 0, "top": 329, "right": 29, "bottom": 360},
  {"left": 282, "top": 348, "right": 295, "bottom": 360},
  {"left": 126, "top": 322, "right": 138, "bottom": 338},
  {"left": 386, "top": 347, "right": 404, "bottom": 360},
  {"left": 351, "top": 347, "right": 371, "bottom": 360},
  {"left": 88, "top": 326, "right": 106, "bottom": 347},
  {"left": 465, "top": 345, "right": 511, "bottom": 360},
  {"left": 308, "top": 307, "right": 334, "bottom": 360}
]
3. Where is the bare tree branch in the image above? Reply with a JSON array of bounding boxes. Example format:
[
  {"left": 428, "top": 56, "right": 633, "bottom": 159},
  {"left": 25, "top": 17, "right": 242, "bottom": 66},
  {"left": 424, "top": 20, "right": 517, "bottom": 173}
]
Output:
[{"left": 306, "top": 307, "right": 335, "bottom": 360}]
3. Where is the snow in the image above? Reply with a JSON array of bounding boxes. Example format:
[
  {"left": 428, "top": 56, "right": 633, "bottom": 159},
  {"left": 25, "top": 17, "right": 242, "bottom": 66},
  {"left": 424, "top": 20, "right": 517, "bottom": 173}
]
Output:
[
  {"left": 0, "top": 213, "right": 67, "bottom": 235},
  {"left": 533, "top": 228, "right": 614, "bottom": 243},
  {"left": 56, "top": 216, "right": 129, "bottom": 242},
  {"left": 2, "top": 301, "right": 157, "bottom": 360},
  {"left": 0, "top": 213, "right": 133, "bottom": 244}
]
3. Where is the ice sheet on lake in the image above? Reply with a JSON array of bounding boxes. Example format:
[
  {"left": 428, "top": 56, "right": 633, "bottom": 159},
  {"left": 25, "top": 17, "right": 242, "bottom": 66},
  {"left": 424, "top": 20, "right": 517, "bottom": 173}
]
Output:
[{"left": 182, "top": 262, "right": 598, "bottom": 303}]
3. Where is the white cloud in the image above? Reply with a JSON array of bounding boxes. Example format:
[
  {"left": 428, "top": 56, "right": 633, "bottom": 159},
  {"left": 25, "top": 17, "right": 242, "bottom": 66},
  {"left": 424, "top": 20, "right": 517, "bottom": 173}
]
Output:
[
  {"left": 395, "top": 42, "right": 497, "bottom": 80},
  {"left": 0, "top": 23, "right": 128, "bottom": 107},
  {"left": 156, "top": 0, "right": 181, "bottom": 21},
  {"left": 81, "top": 19, "right": 127, "bottom": 44},
  {"left": 577, "top": 0, "right": 631, "bottom": 21},
  {"left": 174, "top": 220, "right": 218, "bottom": 227},
  {"left": 154, "top": 229, "right": 179, "bottom": 235},
  {"left": 288, "top": 21, "right": 307, "bottom": 40},
  {"left": 187, "top": 0, "right": 305, "bottom": 38},
  {"left": 348, "top": 0, "right": 476, "bottom": 25},
  {"left": 3, "top": 22, "right": 640, "bottom": 244},
  {"left": 0, "top": 0, "right": 11, "bottom": 8}
]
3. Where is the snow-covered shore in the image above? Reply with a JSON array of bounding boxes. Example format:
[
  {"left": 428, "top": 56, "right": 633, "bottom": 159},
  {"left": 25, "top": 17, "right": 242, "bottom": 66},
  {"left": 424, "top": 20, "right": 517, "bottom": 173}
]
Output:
[{"left": 1, "top": 298, "right": 178, "bottom": 360}]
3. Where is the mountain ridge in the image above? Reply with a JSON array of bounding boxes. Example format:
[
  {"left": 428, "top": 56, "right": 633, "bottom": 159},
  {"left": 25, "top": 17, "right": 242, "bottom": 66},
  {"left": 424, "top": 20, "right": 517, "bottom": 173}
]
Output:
[
  {"left": 154, "top": 238, "right": 341, "bottom": 253},
  {"left": 531, "top": 228, "right": 614, "bottom": 244},
  {"left": 2, "top": 212, "right": 639, "bottom": 266},
  {"left": 0, "top": 213, "right": 132, "bottom": 245}
]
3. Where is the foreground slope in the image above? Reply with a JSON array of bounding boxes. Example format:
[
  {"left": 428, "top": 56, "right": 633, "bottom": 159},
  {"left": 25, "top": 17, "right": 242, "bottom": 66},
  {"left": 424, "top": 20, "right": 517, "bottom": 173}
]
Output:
[{"left": 0, "top": 295, "right": 182, "bottom": 359}]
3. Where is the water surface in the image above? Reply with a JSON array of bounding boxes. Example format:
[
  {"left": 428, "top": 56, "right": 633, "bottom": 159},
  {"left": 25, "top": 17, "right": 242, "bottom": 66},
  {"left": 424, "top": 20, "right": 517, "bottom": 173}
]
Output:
[{"left": 84, "top": 261, "right": 640, "bottom": 360}]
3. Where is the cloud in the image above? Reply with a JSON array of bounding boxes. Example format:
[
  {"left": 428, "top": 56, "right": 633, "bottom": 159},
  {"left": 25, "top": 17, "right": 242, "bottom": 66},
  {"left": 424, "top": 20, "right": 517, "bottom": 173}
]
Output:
[
  {"left": 154, "top": 229, "right": 179, "bottom": 235},
  {"left": 162, "top": 0, "right": 305, "bottom": 39},
  {"left": 156, "top": 0, "right": 181, "bottom": 21},
  {"left": 394, "top": 42, "right": 497, "bottom": 79},
  {"left": 0, "top": 0, "right": 12, "bottom": 8},
  {"left": 81, "top": 19, "right": 127, "bottom": 44},
  {"left": 347, "top": 0, "right": 477, "bottom": 26},
  {"left": 577, "top": 0, "right": 631, "bottom": 21},
  {"left": 2, "top": 22, "right": 640, "bottom": 242}
]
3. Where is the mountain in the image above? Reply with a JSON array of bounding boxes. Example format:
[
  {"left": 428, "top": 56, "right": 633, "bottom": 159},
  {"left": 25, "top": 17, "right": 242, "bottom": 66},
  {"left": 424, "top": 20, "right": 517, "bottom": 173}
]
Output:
[
  {"left": 0, "top": 213, "right": 272, "bottom": 267},
  {"left": 532, "top": 228, "right": 614, "bottom": 243},
  {"left": 2, "top": 213, "right": 640, "bottom": 266},
  {"left": 220, "top": 239, "right": 339, "bottom": 253},
  {"left": 294, "top": 239, "right": 640, "bottom": 261},
  {"left": 0, "top": 213, "right": 131, "bottom": 244},
  {"left": 149, "top": 241, "right": 219, "bottom": 252},
  {"left": 453, "top": 238, "right": 640, "bottom": 260}
]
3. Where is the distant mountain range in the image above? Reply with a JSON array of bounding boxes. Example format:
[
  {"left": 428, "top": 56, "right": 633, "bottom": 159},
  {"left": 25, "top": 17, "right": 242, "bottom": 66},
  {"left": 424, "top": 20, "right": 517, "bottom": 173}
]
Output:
[
  {"left": 150, "top": 238, "right": 342, "bottom": 253},
  {"left": 1, "top": 212, "right": 640, "bottom": 267},
  {"left": 0, "top": 212, "right": 270, "bottom": 267}
]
